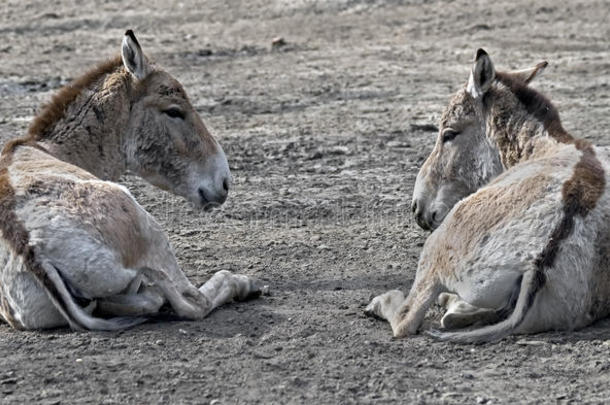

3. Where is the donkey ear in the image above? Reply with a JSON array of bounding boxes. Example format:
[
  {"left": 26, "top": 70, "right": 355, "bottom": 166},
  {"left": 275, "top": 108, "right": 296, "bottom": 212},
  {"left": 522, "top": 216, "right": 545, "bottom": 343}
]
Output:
[
  {"left": 467, "top": 48, "right": 495, "bottom": 99},
  {"left": 509, "top": 61, "right": 548, "bottom": 85},
  {"left": 121, "top": 30, "right": 151, "bottom": 80}
]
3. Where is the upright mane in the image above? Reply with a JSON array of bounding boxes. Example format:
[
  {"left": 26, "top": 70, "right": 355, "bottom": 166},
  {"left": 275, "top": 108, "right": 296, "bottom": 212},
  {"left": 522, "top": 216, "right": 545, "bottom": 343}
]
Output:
[
  {"left": 494, "top": 71, "right": 573, "bottom": 144},
  {"left": 1, "top": 55, "right": 125, "bottom": 157},
  {"left": 27, "top": 55, "right": 124, "bottom": 140}
]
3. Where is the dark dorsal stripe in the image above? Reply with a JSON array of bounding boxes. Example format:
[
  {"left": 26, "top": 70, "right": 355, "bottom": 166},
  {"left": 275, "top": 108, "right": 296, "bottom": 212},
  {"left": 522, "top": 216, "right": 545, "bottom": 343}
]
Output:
[
  {"left": 494, "top": 72, "right": 573, "bottom": 144},
  {"left": 535, "top": 140, "right": 606, "bottom": 270},
  {"left": 493, "top": 73, "right": 606, "bottom": 273}
]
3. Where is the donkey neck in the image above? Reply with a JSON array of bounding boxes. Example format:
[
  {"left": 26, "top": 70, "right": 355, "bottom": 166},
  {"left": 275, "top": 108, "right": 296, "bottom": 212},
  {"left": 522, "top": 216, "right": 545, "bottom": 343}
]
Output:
[
  {"left": 29, "top": 58, "right": 133, "bottom": 181},
  {"left": 486, "top": 80, "right": 573, "bottom": 170},
  {"left": 487, "top": 110, "right": 557, "bottom": 168}
]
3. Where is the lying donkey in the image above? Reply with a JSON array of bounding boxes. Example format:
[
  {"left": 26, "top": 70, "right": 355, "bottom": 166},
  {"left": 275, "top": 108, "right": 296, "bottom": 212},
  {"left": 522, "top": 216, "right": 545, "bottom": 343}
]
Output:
[
  {"left": 366, "top": 49, "right": 609, "bottom": 343},
  {"left": 0, "top": 31, "right": 264, "bottom": 330}
]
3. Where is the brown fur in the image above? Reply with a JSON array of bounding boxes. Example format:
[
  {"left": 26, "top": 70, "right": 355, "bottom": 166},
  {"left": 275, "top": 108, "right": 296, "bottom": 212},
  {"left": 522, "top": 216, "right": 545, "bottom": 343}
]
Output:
[
  {"left": 473, "top": 72, "right": 575, "bottom": 169},
  {"left": 0, "top": 294, "right": 18, "bottom": 329},
  {"left": 0, "top": 160, "right": 70, "bottom": 329},
  {"left": 590, "top": 221, "right": 610, "bottom": 320},
  {"left": 535, "top": 141, "right": 606, "bottom": 270},
  {"left": 27, "top": 56, "right": 123, "bottom": 141},
  {"left": 401, "top": 52, "right": 610, "bottom": 341},
  {"left": 0, "top": 33, "right": 240, "bottom": 331},
  {"left": 428, "top": 173, "right": 554, "bottom": 272},
  {"left": 11, "top": 146, "right": 147, "bottom": 268},
  {"left": 2, "top": 137, "right": 49, "bottom": 157},
  {"left": 133, "top": 74, "right": 218, "bottom": 154},
  {"left": 483, "top": 75, "right": 607, "bottom": 273},
  {"left": 26, "top": 178, "right": 148, "bottom": 269},
  {"left": 494, "top": 71, "right": 573, "bottom": 144},
  {"left": 439, "top": 90, "right": 476, "bottom": 131}
]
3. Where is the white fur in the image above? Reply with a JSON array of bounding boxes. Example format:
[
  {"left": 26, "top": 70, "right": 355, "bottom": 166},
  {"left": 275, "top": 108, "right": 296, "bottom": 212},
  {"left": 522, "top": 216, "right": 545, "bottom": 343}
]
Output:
[
  {"left": 371, "top": 49, "right": 610, "bottom": 340},
  {"left": 189, "top": 145, "right": 231, "bottom": 206}
]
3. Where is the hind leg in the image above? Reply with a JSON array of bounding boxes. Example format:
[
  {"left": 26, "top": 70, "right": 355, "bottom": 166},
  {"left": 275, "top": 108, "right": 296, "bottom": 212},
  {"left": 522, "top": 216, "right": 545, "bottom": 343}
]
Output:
[
  {"left": 438, "top": 293, "right": 499, "bottom": 329},
  {"left": 1, "top": 269, "right": 67, "bottom": 330},
  {"left": 97, "top": 287, "right": 165, "bottom": 317},
  {"left": 139, "top": 268, "right": 266, "bottom": 320}
]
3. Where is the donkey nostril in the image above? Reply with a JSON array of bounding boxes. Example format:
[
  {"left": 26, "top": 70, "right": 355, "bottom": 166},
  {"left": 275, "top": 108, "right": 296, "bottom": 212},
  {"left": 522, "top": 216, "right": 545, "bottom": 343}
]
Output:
[
  {"left": 411, "top": 201, "right": 418, "bottom": 213},
  {"left": 198, "top": 187, "right": 208, "bottom": 203},
  {"left": 222, "top": 178, "right": 230, "bottom": 192}
]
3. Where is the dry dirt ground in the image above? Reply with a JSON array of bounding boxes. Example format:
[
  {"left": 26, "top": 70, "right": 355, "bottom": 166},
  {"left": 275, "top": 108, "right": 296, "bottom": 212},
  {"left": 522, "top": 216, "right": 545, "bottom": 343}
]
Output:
[{"left": 1, "top": 0, "right": 609, "bottom": 403}]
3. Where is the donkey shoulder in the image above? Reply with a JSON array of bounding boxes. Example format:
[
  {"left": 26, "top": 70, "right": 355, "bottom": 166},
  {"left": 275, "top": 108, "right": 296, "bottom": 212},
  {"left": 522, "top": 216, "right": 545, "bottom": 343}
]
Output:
[{"left": 8, "top": 146, "right": 153, "bottom": 271}]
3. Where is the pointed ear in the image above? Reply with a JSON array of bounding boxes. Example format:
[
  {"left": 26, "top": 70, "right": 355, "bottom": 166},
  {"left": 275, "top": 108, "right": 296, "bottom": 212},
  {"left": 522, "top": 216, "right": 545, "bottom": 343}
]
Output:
[
  {"left": 467, "top": 48, "right": 495, "bottom": 99},
  {"left": 121, "top": 30, "right": 151, "bottom": 80},
  {"left": 508, "top": 61, "right": 548, "bottom": 85}
]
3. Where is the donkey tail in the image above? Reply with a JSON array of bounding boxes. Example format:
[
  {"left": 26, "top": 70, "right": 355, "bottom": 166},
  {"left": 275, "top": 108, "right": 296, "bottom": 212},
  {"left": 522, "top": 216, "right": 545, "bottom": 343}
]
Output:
[
  {"left": 41, "top": 261, "right": 147, "bottom": 331},
  {"left": 426, "top": 269, "right": 545, "bottom": 344}
]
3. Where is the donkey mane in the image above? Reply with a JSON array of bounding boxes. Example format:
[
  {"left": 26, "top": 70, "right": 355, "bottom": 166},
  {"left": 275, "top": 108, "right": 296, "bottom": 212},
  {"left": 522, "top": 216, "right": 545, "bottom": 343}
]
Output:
[
  {"left": 28, "top": 56, "right": 124, "bottom": 140},
  {"left": 494, "top": 71, "right": 573, "bottom": 144},
  {"left": 1, "top": 56, "right": 124, "bottom": 158}
]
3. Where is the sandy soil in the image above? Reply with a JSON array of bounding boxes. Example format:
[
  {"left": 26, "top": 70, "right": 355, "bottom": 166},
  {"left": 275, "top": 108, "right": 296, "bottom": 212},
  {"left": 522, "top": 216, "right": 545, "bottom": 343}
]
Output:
[{"left": 1, "top": 0, "right": 609, "bottom": 403}]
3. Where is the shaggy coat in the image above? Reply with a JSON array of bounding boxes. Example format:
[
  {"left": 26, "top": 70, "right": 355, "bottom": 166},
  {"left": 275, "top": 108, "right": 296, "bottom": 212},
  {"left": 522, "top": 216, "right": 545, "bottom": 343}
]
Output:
[
  {"left": 366, "top": 49, "right": 609, "bottom": 343},
  {"left": 0, "top": 31, "right": 262, "bottom": 331}
]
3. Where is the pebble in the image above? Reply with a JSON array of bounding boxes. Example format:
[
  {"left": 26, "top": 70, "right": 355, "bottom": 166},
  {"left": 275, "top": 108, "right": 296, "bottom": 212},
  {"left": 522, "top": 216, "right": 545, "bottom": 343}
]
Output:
[
  {"left": 516, "top": 339, "right": 546, "bottom": 346},
  {"left": 271, "top": 37, "right": 286, "bottom": 49}
]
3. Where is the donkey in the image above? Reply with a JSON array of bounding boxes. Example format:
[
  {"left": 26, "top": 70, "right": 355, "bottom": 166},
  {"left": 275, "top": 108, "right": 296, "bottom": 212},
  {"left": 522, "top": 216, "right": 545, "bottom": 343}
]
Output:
[
  {"left": 0, "top": 30, "right": 265, "bottom": 331},
  {"left": 365, "top": 49, "right": 610, "bottom": 343}
]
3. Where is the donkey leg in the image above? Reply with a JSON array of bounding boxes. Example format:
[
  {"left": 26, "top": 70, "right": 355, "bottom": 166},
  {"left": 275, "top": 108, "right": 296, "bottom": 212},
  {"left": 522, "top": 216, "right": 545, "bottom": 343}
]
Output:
[
  {"left": 198, "top": 270, "right": 266, "bottom": 308},
  {"left": 391, "top": 280, "right": 440, "bottom": 338},
  {"left": 138, "top": 268, "right": 266, "bottom": 320},
  {"left": 97, "top": 287, "right": 165, "bottom": 317},
  {"left": 366, "top": 267, "right": 441, "bottom": 338},
  {"left": 364, "top": 290, "right": 406, "bottom": 321},
  {"left": 138, "top": 267, "right": 209, "bottom": 319},
  {"left": 438, "top": 293, "right": 499, "bottom": 329}
]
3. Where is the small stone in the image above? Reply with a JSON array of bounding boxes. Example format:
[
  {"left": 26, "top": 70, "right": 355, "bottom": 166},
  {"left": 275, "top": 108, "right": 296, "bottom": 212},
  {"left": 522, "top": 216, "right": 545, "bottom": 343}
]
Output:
[
  {"left": 271, "top": 37, "right": 286, "bottom": 49},
  {"left": 516, "top": 339, "right": 546, "bottom": 346}
]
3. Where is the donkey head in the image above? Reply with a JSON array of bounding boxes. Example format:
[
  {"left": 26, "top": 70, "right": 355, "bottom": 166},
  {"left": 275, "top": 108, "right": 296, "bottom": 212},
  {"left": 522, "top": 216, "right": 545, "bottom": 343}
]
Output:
[
  {"left": 121, "top": 30, "right": 230, "bottom": 208},
  {"left": 411, "top": 49, "right": 548, "bottom": 230}
]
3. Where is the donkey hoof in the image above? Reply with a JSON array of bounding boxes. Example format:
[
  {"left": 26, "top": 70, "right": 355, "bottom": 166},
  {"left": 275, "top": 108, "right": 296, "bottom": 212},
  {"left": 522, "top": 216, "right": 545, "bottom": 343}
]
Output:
[
  {"left": 236, "top": 277, "right": 270, "bottom": 301},
  {"left": 364, "top": 298, "right": 383, "bottom": 319},
  {"left": 249, "top": 282, "right": 270, "bottom": 299},
  {"left": 365, "top": 290, "right": 405, "bottom": 320},
  {"left": 259, "top": 284, "right": 271, "bottom": 296},
  {"left": 440, "top": 312, "right": 472, "bottom": 330},
  {"left": 364, "top": 294, "right": 388, "bottom": 319}
]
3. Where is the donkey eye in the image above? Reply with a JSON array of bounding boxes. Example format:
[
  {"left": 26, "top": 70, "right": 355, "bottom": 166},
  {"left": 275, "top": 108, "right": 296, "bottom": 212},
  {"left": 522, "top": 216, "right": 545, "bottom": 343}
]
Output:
[
  {"left": 442, "top": 128, "right": 460, "bottom": 143},
  {"left": 163, "top": 107, "right": 185, "bottom": 120}
]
